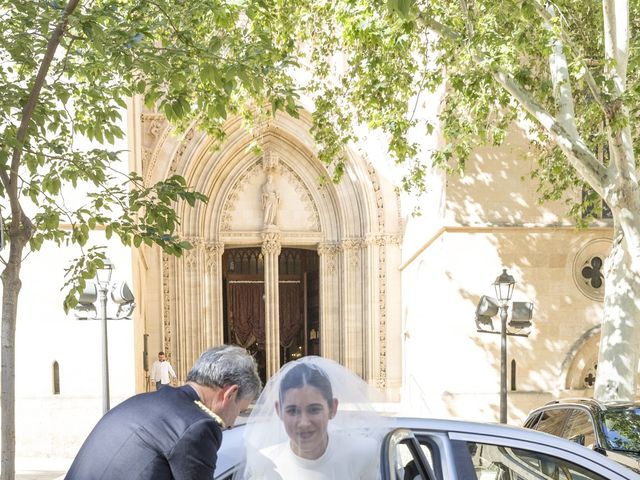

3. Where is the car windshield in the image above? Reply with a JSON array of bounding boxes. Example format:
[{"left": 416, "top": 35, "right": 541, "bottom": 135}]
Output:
[{"left": 602, "top": 407, "right": 640, "bottom": 453}]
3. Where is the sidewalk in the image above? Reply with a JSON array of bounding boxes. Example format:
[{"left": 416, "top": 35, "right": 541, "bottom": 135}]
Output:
[{"left": 15, "top": 457, "right": 71, "bottom": 480}]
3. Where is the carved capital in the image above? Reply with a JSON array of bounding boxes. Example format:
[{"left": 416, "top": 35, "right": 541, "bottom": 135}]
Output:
[
  {"left": 204, "top": 241, "right": 225, "bottom": 256},
  {"left": 261, "top": 232, "right": 281, "bottom": 256},
  {"left": 317, "top": 242, "right": 340, "bottom": 256},
  {"left": 365, "top": 233, "right": 403, "bottom": 247},
  {"left": 204, "top": 241, "right": 224, "bottom": 269},
  {"left": 341, "top": 238, "right": 363, "bottom": 251},
  {"left": 317, "top": 242, "right": 339, "bottom": 274},
  {"left": 365, "top": 234, "right": 387, "bottom": 247},
  {"left": 341, "top": 238, "right": 363, "bottom": 268}
]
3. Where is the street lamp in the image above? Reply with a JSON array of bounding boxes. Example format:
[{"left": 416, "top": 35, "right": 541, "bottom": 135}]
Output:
[
  {"left": 475, "top": 269, "right": 533, "bottom": 424},
  {"left": 75, "top": 259, "right": 135, "bottom": 414}
]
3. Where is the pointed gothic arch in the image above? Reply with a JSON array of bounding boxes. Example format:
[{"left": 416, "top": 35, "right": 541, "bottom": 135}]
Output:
[{"left": 131, "top": 101, "right": 403, "bottom": 397}]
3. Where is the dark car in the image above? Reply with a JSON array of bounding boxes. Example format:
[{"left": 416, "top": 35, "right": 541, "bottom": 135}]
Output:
[{"left": 524, "top": 398, "right": 640, "bottom": 473}]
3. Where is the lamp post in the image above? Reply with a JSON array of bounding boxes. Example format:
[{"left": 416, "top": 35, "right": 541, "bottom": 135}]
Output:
[
  {"left": 74, "top": 258, "right": 135, "bottom": 415},
  {"left": 475, "top": 269, "right": 533, "bottom": 424},
  {"left": 494, "top": 269, "right": 515, "bottom": 425},
  {"left": 96, "top": 259, "right": 114, "bottom": 414}
]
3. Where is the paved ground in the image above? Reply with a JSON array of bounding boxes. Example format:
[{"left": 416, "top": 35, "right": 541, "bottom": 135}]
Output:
[
  {"left": 13, "top": 458, "right": 71, "bottom": 480},
  {"left": 17, "top": 473, "right": 65, "bottom": 480}
]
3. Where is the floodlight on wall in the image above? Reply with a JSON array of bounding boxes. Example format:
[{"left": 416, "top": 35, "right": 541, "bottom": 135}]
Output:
[
  {"left": 111, "top": 281, "right": 136, "bottom": 318},
  {"left": 75, "top": 283, "right": 98, "bottom": 319},
  {"left": 475, "top": 295, "right": 499, "bottom": 331},
  {"left": 509, "top": 301, "right": 534, "bottom": 329}
]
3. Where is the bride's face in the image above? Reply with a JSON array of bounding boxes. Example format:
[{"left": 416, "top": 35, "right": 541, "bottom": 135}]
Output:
[{"left": 277, "top": 385, "right": 338, "bottom": 460}]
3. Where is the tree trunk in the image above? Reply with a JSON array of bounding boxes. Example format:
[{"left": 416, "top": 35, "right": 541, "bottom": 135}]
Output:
[
  {"left": 1, "top": 236, "right": 27, "bottom": 480},
  {"left": 594, "top": 190, "right": 640, "bottom": 401},
  {"left": 0, "top": 1, "right": 79, "bottom": 475}
]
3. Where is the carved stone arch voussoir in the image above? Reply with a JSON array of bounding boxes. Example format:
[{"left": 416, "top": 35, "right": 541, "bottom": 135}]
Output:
[
  {"left": 366, "top": 161, "right": 385, "bottom": 232},
  {"left": 141, "top": 113, "right": 171, "bottom": 184},
  {"left": 279, "top": 162, "right": 321, "bottom": 231},
  {"left": 220, "top": 161, "right": 264, "bottom": 231}
]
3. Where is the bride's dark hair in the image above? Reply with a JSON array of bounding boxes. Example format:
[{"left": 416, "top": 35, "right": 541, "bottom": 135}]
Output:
[{"left": 278, "top": 363, "right": 334, "bottom": 407}]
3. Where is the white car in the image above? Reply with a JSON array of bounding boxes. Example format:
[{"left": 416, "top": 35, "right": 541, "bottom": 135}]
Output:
[{"left": 213, "top": 416, "right": 640, "bottom": 479}]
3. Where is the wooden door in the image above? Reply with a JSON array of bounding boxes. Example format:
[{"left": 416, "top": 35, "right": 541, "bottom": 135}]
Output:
[{"left": 223, "top": 248, "right": 319, "bottom": 382}]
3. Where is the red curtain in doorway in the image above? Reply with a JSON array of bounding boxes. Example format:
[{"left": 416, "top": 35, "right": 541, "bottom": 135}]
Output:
[
  {"left": 228, "top": 282, "right": 265, "bottom": 348},
  {"left": 279, "top": 282, "right": 302, "bottom": 348}
]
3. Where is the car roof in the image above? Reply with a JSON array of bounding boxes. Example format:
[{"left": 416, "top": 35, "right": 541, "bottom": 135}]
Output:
[
  {"left": 215, "top": 424, "right": 247, "bottom": 476},
  {"left": 396, "top": 416, "right": 593, "bottom": 447},
  {"left": 214, "top": 416, "right": 632, "bottom": 477},
  {"left": 527, "top": 397, "right": 640, "bottom": 415}
]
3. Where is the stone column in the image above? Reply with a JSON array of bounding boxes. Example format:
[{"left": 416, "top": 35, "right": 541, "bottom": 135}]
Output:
[
  {"left": 364, "top": 234, "right": 384, "bottom": 386},
  {"left": 262, "top": 232, "right": 281, "bottom": 378},
  {"left": 384, "top": 234, "right": 403, "bottom": 398},
  {"left": 340, "top": 238, "right": 364, "bottom": 376},
  {"left": 204, "top": 241, "right": 225, "bottom": 347},
  {"left": 317, "top": 242, "right": 340, "bottom": 361}
]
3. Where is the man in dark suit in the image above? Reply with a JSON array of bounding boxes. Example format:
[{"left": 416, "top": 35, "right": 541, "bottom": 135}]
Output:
[{"left": 65, "top": 345, "right": 261, "bottom": 480}]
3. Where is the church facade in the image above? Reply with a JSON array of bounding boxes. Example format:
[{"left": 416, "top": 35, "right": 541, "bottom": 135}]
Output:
[
  {"left": 129, "top": 98, "right": 404, "bottom": 399},
  {"left": 11, "top": 96, "right": 617, "bottom": 459},
  {"left": 128, "top": 96, "right": 613, "bottom": 421}
]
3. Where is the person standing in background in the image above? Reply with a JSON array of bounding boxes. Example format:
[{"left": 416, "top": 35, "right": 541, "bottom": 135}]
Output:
[{"left": 151, "top": 351, "right": 177, "bottom": 390}]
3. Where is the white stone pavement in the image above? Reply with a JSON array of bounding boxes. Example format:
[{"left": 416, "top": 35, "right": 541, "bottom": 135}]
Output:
[{"left": 14, "top": 457, "right": 72, "bottom": 480}]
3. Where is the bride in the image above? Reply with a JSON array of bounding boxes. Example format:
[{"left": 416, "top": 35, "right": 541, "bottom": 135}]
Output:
[{"left": 239, "top": 356, "right": 391, "bottom": 479}]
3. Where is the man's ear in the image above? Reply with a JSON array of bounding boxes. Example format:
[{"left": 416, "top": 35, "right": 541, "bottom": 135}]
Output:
[
  {"left": 222, "top": 384, "right": 239, "bottom": 403},
  {"left": 329, "top": 398, "right": 338, "bottom": 419}
]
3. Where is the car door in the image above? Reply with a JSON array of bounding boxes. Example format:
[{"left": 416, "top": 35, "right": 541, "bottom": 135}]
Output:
[
  {"left": 444, "top": 430, "right": 632, "bottom": 480},
  {"left": 382, "top": 426, "right": 636, "bottom": 480},
  {"left": 382, "top": 428, "right": 438, "bottom": 480}
]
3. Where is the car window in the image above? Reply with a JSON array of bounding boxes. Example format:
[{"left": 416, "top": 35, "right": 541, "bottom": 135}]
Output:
[
  {"left": 395, "top": 441, "right": 428, "bottom": 479},
  {"left": 384, "top": 429, "right": 437, "bottom": 480},
  {"left": 535, "top": 408, "right": 571, "bottom": 436},
  {"left": 466, "top": 441, "right": 608, "bottom": 480},
  {"left": 524, "top": 412, "right": 543, "bottom": 429},
  {"left": 564, "top": 410, "right": 596, "bottom": 448},
  {"left": 602, "top": 407, "right": 640, "bottom": 453}
]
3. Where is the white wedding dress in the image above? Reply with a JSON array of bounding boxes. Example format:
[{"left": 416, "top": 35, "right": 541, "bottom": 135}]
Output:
[{"left": 245, "top": 432, "right": 379, "bottom": 479}]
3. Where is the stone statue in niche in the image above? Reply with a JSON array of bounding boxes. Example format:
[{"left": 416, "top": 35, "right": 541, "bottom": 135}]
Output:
[{"left": 261, "top": 173, "right": 279, "bottom": 228}]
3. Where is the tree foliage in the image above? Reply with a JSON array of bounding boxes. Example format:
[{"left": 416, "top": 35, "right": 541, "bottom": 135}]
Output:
[
  {"left": 290, "top": 0, "right": 640, "bottom": 402},
  {"left": 0, "top": 0, "right": 305, "bottom": 308},
  {"left": 1, "top": 0, "right": 639, "bottom": 476},
  {"left": 293, "top": 0, "right": 639, "bottom": 222},
  {"left": 0, "top": 0, "right": 302, "bottom": 477}
]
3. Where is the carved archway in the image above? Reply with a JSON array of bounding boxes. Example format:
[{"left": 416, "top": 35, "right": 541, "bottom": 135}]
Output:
[{"left": 130, "top": 102, "right": 403, "bottom": 397}]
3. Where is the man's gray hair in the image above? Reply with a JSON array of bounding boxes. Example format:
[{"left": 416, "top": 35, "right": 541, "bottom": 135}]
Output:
[{"left": 187, "top": 345, "right": 261, "bottom": 400}]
